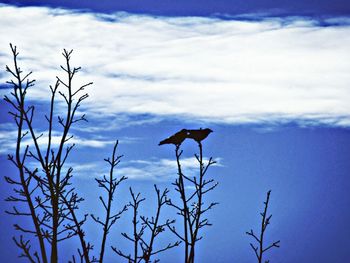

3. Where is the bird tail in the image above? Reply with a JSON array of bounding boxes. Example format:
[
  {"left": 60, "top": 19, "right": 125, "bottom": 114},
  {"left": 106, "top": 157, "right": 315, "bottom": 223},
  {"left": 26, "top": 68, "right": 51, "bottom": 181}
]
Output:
[{"left": 158, "top": 139, "right": 167, "bottom": 145}]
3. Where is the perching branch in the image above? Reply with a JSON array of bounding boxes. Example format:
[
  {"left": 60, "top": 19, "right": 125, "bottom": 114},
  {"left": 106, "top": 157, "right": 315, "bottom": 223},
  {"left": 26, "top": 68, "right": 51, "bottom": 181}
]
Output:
[{"left": 166, "top": 137, "right": 218, "bottom": 263}]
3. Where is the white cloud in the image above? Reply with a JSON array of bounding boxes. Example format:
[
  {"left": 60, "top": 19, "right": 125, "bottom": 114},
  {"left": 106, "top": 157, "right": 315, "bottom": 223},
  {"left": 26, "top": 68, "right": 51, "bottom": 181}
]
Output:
[
  {"left": 0, "top": 124, "right": 116, "bottom": 155},
  {"left": 71, "top": 113, "right": 164, "bottom": 132},
  {"left": 23, "top": 131, "right": 114, "bottom": 149},
  {"left": 68, "top": 162, "right": 104, "bottom": 178},
  {"left": 0, "top": 123, "right": 18, "bottom": 154},
  {"left": 70, "top": 157, "right": 222, "bottom": 181},
  {"left": 118, "top": 157, "right": 222, "bottom": 181},
  {"left": 1, "top": 5, "right": 350, "bottom": 126}
]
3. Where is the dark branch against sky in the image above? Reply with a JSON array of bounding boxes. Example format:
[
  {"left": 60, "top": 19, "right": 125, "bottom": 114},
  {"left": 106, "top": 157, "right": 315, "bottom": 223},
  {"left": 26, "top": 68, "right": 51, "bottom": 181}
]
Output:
[{"left": 1, "top": 1, "right": 350, "bottom": 262}]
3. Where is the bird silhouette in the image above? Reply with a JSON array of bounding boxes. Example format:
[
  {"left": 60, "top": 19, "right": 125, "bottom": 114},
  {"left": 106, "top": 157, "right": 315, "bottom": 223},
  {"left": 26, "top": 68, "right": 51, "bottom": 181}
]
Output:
[
  {"left": 159, "top": 129, "right": 188, "bottom": 146},
  {"left": 187, "top": 128, "right": 213, "bottom": 142}
]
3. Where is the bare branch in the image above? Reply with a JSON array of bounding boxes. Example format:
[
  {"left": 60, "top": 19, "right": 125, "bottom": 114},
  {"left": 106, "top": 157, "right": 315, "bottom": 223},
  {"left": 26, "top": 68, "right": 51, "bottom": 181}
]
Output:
[
  {"left": 13, "top": 236, "right": 36, "bottom": 263},
  {"left": 246, "top": 190, "right": 280, "bottom": 263}
]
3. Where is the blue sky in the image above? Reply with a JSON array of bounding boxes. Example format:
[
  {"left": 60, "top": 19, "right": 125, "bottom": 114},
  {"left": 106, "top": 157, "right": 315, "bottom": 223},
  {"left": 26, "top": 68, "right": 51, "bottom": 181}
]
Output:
[
  {"left": 1, "top": 0, "right": 350, "bottom": 262},
  {"left": 2, "top": 0, "right": 350, "bottom": 16}
]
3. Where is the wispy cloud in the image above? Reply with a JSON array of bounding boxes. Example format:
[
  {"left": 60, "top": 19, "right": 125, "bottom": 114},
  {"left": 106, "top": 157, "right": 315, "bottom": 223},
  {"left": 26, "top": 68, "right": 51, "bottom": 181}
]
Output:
[
  {"left": 1, "top": 5, "right": 350, "bottom": 126},
  {"left": 0, "top": 123, "right": 116, "bottom": 155},
  {"left": 71, "top": 157, "right": 222, "bottom": 181},
  {"left": 72, "top": 113, "right": 164, "bottom": 133},
  {"left": 119, "top": 157, "right": 222, "bottom": 181},
  {"left": 0, "top": 123, "right": 18, "bottom": 154}
]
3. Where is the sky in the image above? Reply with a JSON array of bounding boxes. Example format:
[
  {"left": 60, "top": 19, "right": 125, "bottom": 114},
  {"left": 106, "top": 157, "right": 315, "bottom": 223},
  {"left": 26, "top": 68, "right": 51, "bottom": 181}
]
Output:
[{"left": 0, "top": 0, "right": 350, "bottom": 262}]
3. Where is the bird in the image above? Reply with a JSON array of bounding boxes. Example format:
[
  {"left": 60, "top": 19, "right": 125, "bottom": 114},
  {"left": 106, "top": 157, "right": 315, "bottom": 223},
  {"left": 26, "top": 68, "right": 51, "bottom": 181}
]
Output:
[
  {"left": 187, "top": 128, "right": 213, "bottom": 142},
  {"left": 158, "top": 129, "right": 188, "bottom": 146}
]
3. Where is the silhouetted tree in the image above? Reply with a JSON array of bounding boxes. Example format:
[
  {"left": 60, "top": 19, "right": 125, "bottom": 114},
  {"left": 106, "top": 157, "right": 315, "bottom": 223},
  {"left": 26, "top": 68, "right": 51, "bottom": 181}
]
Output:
[
  {"left": 4, "top": 44, "right": 93, "bottom": 262},
  {"left": 165, "top": 131, "right": 218, "bottom": 263},
  {"left": 91, "top": 141, "right": 128, "bottom": 263},
  {"left": 246, "top": 190, "right": 280, "bottom": 263},
  {"left": 4, "top": 45, "right": 222, "bottom": 263},
  {"left": 112, "top": 186, "right": 180, "bottom": 263}
]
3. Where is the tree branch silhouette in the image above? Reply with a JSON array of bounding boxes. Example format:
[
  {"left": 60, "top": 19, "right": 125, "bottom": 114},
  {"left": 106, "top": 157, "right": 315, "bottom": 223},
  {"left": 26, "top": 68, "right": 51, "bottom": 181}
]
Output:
[
  {"left": 166, "top": 136, "right": 218, "bottom": 263},
  {"left": 246, "top": 190, "right": 280, "bottom": 263},
  {"left": 5, "top": 46, "right": 221, "bottom": 263},
  {"left": 112, "top": 186, "right": 179, "bottom": 263},
  {"left": 112, "top": 188, "right": 146, "bottom": 263},
  {"left": 5, "top": 44, "right": 93, "bottom": 263},
  {"left": 139, "top": 186, "right": 181, "bottom": 263},
  {"left": 4, "top": 44, "right": 48, "bottom": 263},
  {"left": 91, "top": 141, "right": 128, "bottom": 263}
]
